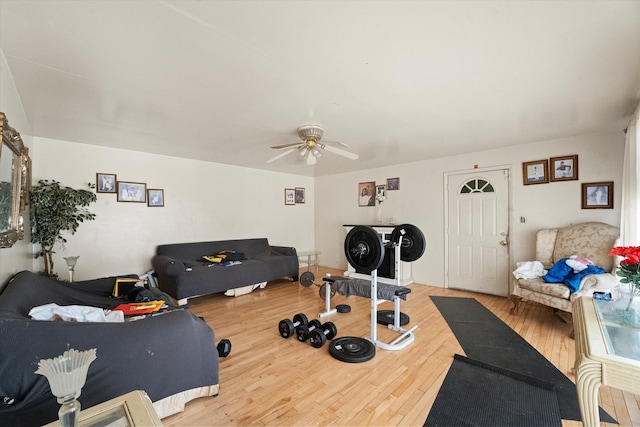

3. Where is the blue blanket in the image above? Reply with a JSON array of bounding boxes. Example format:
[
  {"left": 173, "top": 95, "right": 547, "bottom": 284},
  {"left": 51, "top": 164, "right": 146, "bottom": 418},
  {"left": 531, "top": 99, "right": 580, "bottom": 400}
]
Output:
[{"left": 542, "top": 258, "right": 605, "bottom": 293}]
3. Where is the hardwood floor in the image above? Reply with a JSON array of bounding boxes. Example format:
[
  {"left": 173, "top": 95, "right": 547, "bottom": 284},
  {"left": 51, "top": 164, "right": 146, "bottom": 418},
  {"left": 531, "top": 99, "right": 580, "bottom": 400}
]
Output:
[{"left": 163, "top": 266, "right": 640, "bottom": 426}]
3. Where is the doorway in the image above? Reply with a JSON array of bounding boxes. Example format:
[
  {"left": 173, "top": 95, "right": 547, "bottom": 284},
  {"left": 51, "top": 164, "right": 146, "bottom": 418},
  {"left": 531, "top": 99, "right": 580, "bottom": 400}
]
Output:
[{"left": 445, "top": 168, "right": 511, "bottom": 296}]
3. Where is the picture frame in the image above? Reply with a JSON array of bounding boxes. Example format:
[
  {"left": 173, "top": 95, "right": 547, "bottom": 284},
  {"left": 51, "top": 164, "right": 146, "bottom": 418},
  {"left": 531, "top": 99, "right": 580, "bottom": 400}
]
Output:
[
  {"left": 147, "top": 189, "right": 164, "bottom": 207},
  {"left": 386, "top": 177, "right": 400, "bottom": 191},
  {"left": 358, "top": 181, "right": 375, "bottom": 206},
  {"left": 582, "top": 181, "right": 613, "bottom": 209},
  {"left": 522, "top": 159, "right": 549, "bottom": 185},
  {"left": 295, "top": 187, "right": 305, "bottom": 204},
  {"left": 376, "top": 184, "right": 386, "bottom": 202},
  {"left": 96, "top": 173, "right": 117, "bottom": 193},
  {"left": 550, "top": 155, "right": 578, "bottom": 182},
  {"left": 284, "top": 188, "right": 295, "bottom": 205},
  {"left": 117, "top": 181, "right": 147, "bottom": 203}
]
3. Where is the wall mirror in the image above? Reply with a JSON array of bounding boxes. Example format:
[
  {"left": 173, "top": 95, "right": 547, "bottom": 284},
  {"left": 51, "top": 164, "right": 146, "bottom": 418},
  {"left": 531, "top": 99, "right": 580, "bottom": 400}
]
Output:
[{"left": 0, "top": 112, "right": 30, "bottom": 248}]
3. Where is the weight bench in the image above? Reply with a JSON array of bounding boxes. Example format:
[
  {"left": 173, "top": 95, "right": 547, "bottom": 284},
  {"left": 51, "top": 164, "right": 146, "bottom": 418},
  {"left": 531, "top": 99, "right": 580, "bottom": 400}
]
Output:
[{"left": 320, "top": 274, "right": 416, "bottom": 351}]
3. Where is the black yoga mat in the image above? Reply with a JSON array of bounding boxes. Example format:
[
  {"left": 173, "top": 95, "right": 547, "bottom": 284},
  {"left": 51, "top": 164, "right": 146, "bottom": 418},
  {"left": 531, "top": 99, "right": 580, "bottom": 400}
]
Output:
[
  {"left": 429, "top": 296, "right": 615, "bottom": 423},
  {"left": 424, "top": 354, "right": 562, "bottom": 427}
]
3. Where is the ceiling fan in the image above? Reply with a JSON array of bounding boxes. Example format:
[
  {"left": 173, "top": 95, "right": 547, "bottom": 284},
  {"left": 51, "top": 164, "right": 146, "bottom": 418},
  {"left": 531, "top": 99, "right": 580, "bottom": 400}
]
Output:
[{"left": 267, "top": 124, "right": 359, "bottom": 165}]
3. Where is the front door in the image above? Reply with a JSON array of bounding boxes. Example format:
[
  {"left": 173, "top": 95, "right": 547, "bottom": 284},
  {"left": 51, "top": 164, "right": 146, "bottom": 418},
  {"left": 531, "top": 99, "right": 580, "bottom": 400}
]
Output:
[{"left": 446, "top": 168, "right": 510, "bottom": 296}]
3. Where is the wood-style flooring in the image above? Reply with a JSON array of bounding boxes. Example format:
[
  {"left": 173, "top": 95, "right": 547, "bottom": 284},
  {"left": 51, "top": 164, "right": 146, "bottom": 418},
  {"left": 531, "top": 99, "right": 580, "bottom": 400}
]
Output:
[{"left": 163, "top": 266, "right": 640, "bottom": 426}]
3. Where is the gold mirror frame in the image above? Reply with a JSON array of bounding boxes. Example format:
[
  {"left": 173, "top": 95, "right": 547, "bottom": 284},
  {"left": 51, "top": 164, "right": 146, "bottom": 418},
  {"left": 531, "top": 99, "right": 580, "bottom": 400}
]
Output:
[{"left": 0, "top": 112, "right": 30, "bottom": 248}]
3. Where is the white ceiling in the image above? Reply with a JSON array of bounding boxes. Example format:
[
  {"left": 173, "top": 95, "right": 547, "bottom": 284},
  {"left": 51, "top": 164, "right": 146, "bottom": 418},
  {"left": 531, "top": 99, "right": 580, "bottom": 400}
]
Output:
[{"left": 1, "top": 1, "right": 639, "bottom": 177}]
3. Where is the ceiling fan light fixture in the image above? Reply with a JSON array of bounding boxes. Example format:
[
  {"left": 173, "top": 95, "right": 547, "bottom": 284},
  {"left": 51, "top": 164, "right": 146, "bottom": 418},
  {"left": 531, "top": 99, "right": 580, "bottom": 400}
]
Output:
[{"left": 311, "top": 147, "right": 322, "bottom": 158}]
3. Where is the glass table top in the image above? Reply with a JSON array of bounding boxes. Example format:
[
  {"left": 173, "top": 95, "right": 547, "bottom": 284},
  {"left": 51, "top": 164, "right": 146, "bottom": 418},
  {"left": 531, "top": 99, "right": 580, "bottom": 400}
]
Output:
[{"left": 594, "top": 297, "right": 640, "bottom": 361}]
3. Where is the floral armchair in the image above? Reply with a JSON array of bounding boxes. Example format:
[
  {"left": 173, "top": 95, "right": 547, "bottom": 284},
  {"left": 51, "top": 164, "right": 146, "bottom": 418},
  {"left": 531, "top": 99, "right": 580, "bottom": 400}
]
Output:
[{"left": 510, "top": 222, "right": 620, "bottom": 315}]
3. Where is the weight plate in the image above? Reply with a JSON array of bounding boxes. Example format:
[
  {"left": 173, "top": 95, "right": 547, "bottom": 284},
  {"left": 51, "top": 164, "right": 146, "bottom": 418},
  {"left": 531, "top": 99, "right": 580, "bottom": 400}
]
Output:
[
  {"left": 336, "top": 304, "right": 351, "bottom": 313},
  {"left": 329, "top": 336, "right": 376, "bottom": 363},
  {"left": 319, "top": 283, "right": 337, "bottom": 300},
  {"left": 278, "top": 319, "right": 294, "bottom": 338},
  {"left": 344, "top": 226, "right": 385, "bottom": 273},
  {"left": 390, "top": 224, "right": 426, "bottom": 262},
  {"left": 300, "top": 271, "right": 315, "bottom": 287},
  {"left": 376, "top": 310, "right": 410, "bottom": 326},
  {"left": 292, "top": 313, "right": 308, "bottom": 327}
]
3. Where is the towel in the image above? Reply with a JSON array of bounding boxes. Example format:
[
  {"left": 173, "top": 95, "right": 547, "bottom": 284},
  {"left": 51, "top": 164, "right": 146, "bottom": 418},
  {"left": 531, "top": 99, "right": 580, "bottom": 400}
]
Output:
[
  {"left": 512, "top": 261, "right": 546, "bottom": 279},
  {"left": 29, "top": 303, "right": 124, "bottom": 322}
]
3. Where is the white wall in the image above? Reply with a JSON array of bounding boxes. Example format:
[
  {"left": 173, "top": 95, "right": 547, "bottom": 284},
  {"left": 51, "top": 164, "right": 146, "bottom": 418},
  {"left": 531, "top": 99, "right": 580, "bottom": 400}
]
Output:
[
  {"left": 30, "top": 137, "right": 314, "bottom": 281},
  {"left": 0, "top": 49, "right": 34, "bottom": 286},
  {"left": 315, "top": 130, "right": 625, "bottom": 287}
]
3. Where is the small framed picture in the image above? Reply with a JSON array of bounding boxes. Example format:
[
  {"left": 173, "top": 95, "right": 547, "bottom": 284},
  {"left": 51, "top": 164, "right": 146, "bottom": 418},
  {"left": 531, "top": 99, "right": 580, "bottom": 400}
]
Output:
[
  {"left": 284, "top": 188, "right": 295, "bottom": 205},
  {"left": 295, "top": 187, "right": 305, "bottom": 204},
  {"left": 582, "top": 181, "right": 613, "bottom": 209},
  {"left": 117, "top": 181, "right": 147, "bottom": 203},
  {"left": 522, "top": 159, "right": 549, "bottom": 185},
  {"left": 550, "top": 155, "right": 578, "bottom": 182},
  {"left": 96, "top": 173, "right": 117, "bottom": 193},
  {"left": 376, "top": 184, "right": 386, "bottom": 202},
  {"left": 358, "top": 181, "right": 376, "bottom": 206},
  {"left": 147, "top": 189, "right": 164, "bottom": 207},
  {"left": 386, "top": 177, "right": 400, "bottom": 190}
]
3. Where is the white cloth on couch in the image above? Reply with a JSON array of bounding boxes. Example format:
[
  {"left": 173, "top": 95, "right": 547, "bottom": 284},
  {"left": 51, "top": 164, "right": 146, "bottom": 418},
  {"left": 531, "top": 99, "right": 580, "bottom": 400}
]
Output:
[
  {"left": 512, "top": 261, "right": 547, "bottom": 279},
  {"left": 29, "top": 303, "right": 124, "bottom": 322}
]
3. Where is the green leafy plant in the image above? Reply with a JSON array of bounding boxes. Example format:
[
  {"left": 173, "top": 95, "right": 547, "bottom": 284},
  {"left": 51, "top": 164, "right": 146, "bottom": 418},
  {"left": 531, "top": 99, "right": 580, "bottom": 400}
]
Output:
[{"left": 29, "top": 179, "right": 97, "bottom": 277}]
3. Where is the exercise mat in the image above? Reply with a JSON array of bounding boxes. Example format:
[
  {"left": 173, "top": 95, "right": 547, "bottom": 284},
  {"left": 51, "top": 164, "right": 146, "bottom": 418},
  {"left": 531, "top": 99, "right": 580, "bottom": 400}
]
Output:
[
  {"left": 429, "top": 296, "right": 615, "bottom": 423},
  {"left": 424, "top": 354, "right": 562, "bottom": 427}
]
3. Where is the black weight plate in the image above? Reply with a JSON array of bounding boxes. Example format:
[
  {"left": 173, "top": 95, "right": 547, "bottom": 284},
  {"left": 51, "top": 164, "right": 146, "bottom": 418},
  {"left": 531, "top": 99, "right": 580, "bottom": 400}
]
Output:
[
  {"left": 278, "top": 319, "right": 294, "bottom": 338},
  {"left": 292, "top": 313, "right": 308, "bottom": 327},
  {"left": 376, "top": 310, "right": 410, "bottom": 326},
  {"left": 329, "top": 336, "right": 376, "bottom": 363},
  {"left": 336, "top": 304, "right": 351, "bottom": 313},
  {"left": 390, "top": 224, "right": 426, "bottom": 262},
  {"left": 319, "top": 283, "right": 337, "bottom": 300},
  {"left": 300, "top": 271, "right": 315, "bottom": 287},
  {"left": 309, "top": 329, "right": 327, "bottom": 348},
  {"left": 344, "top": 226, "right": 385, "bottom": 273}
]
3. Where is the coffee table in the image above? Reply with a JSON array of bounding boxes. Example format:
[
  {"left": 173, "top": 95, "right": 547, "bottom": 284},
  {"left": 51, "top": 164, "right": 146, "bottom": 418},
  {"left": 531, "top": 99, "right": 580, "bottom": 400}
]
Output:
[{"left": 573, "top": 295, "right": 640, "bottom": 426}]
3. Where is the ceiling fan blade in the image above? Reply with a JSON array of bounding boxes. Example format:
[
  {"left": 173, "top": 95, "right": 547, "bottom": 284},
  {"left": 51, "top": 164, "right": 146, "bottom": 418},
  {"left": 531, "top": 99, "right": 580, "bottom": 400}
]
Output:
[
  {"left": 267, "top": 148, "right": 295, "bottom": 163},
  {"left": 271, "top": 143, "right": 303, "bottom": 149},
  {"left": 322, "top": 140, "right": 350, "bottom": 148},
  {"left": 323, "top": 144, "right": 359, "bottom": 160}
]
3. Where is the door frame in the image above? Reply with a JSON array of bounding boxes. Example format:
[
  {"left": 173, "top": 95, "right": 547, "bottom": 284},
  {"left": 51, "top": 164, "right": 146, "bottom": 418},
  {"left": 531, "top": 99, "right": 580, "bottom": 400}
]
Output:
[{"left": 443, "top": 165, "right": 514, "bottom": 289}]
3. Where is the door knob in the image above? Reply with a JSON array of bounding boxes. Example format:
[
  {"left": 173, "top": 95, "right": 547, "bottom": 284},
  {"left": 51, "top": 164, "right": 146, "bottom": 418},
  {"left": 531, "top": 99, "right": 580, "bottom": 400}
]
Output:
[{"left": 499, "top": 240, "right": 508, "bottom": 246}]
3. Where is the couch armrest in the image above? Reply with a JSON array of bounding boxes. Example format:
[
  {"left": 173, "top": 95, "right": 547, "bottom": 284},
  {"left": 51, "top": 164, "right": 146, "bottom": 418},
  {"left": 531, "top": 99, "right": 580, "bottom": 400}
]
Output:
[
  {"left": 571, "top": 273, "right": 619, "bottom": 301},
  {"left": 152, "top": 255, "right": 187, "bottom": 277},
  {"left": 270, "top": 246, "right": 297, "bottom": 256}
]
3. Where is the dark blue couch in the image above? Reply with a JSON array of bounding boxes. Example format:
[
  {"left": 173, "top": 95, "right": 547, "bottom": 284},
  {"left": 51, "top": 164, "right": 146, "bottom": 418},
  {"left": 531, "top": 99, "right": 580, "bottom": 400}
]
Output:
[
  {"left": 0, "top": 271, "right": 219, "bottom": 426},
  {"left": 152, "top": 238, "right": 298, "bottom": 302}
]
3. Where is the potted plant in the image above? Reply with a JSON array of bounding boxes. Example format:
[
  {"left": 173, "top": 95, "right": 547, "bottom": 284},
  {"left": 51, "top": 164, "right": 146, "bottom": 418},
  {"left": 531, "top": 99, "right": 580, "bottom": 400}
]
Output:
[{"left": 29, "top": 179, "right": 97, "bottom": 277}]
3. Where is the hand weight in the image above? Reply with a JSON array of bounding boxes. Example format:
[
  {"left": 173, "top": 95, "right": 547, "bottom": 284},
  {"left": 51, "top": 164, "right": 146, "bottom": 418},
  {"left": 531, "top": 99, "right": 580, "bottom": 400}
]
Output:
[
  {"left": 309, "top": 322, "right": 338, "bottom": 348},
  {"left": 278, "top": 313, "right": 308, "bottom": 339},
  {"left": 295, "top": 319, "right": 322, "bottom": 342}
]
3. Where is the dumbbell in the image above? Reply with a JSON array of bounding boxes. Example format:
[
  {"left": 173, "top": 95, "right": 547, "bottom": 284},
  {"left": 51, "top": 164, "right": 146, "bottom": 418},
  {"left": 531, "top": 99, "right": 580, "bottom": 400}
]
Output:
[
  {"left": 295, "top": 319, "right": 322, "bottom": 342},
  {"left": 308, "top": 322, "right": 338, "bottom": 348},
  {"left": 278, "top": 313, "right": 308, "bottom": 339}
]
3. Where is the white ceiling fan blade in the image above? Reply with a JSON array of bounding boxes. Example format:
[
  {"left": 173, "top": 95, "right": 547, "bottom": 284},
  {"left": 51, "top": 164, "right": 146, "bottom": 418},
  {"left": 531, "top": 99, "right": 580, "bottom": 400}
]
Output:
[
  {"left": 323, "top": 140, "right": 350, "bottom": 148},
  {"left": 271, "top": 142, "right": 303, "bottom": 149},
  {"left": 323, "top": 144, "right": 359, "bottom": 160},
  {"left": 267, "top": 148, "right": 295, "bottom": 163}
]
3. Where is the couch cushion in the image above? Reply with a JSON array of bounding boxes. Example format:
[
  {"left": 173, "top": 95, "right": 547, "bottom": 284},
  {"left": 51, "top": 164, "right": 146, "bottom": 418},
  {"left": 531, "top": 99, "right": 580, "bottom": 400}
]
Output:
[
  {"left": 552, "top": 222, "right": 619, "bottom": 271},
  {"left": 517, "top": 277, "right": 571, "bottom": 299}
]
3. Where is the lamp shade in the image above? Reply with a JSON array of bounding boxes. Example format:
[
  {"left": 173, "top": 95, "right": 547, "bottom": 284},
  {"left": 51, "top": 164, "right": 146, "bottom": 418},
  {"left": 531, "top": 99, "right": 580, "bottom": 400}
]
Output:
[{"left": 35, "top": 348, "right": 97, "bottom": 403}]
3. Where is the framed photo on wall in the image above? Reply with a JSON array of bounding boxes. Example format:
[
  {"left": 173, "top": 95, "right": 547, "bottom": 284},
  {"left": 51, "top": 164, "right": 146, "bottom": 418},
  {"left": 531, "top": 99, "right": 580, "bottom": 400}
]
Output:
[
  {"left": 376, "top": 184, "right": 386, "bottom": 201},
  {"left": 284, "top": 188, "right": 295, "bottom": 205},
  {"left": 522, "top": 159, "right": 549, "bottom": 185},
  {"left": 96, "top": 173, "right": 117, "bottom": 193},
  {"left": 386, "top": 177, "right": 400, "bottom": 190},
  {"left": 147, "top": 189, "right": 164, "bottom": 207},
  {"left": 117, "top": 181, "right": 147, "bottom": 203},
  {"left": 358, "top": 181, "right": 375, "bottom": 206},
  {"left": 295, "top": 187, "right": 305, "bottom": 204},
  {"left": 550, "top": 155, "right": 578, "bottom": 182},
  {"left": 582, "top": 181, "right": 613, "bottom": 209}
]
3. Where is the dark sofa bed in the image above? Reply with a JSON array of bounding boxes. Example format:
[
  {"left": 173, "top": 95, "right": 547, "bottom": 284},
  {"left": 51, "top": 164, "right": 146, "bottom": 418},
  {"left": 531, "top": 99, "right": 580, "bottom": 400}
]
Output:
[
  {"left": 0, "top": 271, "right": 219, "bottom": 426},
  {"left": 152, "top": 238, "right": 298, "bottom": 303}
]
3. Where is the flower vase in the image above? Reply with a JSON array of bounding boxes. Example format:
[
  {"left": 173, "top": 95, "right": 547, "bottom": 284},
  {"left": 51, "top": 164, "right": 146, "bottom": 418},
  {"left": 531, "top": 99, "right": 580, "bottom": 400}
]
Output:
[{"left": 613, "top": 287, "right": 640, "bottom": 328}]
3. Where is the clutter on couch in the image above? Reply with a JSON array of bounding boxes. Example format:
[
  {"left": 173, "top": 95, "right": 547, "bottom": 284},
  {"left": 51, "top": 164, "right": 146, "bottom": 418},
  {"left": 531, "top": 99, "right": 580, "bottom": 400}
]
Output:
[
  {"left": 0, "top": 271, "right": 219, "bottom": 426},
  {"left": 510, "top": 221, "right": 620, "bottom": 316},
  {"left": 152, "top": 238, "right": 299, "bottom": 303}
]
